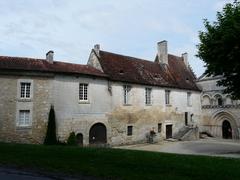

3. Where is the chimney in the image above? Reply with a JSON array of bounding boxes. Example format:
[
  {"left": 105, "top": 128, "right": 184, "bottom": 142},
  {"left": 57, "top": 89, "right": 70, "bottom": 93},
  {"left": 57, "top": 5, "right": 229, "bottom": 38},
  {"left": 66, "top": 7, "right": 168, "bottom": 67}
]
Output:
[
  {"left": 94, "top": 44, "right": 100, "bottom": 56},
  {"left": 156, "top": 40, "right": 168, "bottom": 65},
  {"left": 182, "top": 52, "right": 188, "bottom": 67},
  {"left": 46, "top": 50, "right": 54, "bottom": 63}
]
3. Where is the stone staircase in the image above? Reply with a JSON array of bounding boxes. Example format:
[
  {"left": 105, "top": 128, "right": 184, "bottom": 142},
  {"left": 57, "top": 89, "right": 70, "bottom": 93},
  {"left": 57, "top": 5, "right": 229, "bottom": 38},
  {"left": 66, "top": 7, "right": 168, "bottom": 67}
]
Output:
[{"left": 173, "top": 126, "right": 199, "bottom": 141}]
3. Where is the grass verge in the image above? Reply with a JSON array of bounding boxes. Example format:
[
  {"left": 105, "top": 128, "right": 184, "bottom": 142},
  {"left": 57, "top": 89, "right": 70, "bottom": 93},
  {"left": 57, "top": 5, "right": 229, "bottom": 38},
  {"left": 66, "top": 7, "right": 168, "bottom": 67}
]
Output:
[{"left": 0, "top": 142, "right": 240, "bottom": 180}]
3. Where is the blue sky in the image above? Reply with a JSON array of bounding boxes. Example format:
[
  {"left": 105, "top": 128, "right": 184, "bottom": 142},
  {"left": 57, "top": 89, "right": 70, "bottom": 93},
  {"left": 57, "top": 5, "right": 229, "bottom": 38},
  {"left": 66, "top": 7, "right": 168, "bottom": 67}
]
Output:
[{"left": 0, "top": 0, "right": 233, "bottom": 77}]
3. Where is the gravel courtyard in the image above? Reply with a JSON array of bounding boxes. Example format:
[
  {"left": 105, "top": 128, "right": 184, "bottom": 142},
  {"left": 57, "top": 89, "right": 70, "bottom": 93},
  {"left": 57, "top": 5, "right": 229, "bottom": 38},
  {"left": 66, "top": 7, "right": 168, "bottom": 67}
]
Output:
[{"left": 116, "top": 138, "right": 240, "bottom": 158}]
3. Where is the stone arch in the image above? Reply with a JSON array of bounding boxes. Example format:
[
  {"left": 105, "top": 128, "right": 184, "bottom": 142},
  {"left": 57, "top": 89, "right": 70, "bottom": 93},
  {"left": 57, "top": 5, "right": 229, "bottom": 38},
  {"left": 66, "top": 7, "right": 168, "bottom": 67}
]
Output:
[
  {"left": 211, "top": 111, "right": 239, "bottom": 139},
  {"left": 202, "top": 94, "right": 211, "bottom": 105},
  {"left": 89, "top": 122, "right": 107, "bottom": 144}
]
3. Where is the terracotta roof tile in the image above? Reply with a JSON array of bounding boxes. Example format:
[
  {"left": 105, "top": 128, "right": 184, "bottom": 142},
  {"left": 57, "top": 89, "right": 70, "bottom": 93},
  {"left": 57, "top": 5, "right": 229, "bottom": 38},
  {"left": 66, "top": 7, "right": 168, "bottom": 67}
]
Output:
[
  {"left": 98, "top": 50, "right": 200, "bottom": 91},
  {"left": 0, "top": 56, "right": 107, "bottom": 77}
]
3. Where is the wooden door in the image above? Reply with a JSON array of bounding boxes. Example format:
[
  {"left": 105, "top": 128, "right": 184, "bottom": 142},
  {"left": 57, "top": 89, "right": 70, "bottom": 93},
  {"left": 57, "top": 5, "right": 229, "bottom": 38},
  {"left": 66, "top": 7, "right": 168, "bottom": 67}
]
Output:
[{"left": 166, "top": 125, "right": 172, "bottom": 139}]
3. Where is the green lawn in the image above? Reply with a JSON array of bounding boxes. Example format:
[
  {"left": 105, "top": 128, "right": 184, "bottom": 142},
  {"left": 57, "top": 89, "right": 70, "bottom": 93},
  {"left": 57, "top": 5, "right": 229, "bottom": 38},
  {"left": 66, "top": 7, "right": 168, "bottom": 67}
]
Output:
[{"left": 0, "top": 143, "right": 240, "bottom": 180}]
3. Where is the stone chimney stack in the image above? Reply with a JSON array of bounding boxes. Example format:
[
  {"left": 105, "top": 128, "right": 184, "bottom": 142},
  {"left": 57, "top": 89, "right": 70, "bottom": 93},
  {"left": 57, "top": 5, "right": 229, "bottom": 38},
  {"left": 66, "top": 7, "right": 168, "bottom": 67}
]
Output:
[
  {"left": 46, "top": 50, "right": 54, "bottom": 63},
  {"left": 94, "top": 44, "right": 100, "bottom": 57},
  {"left": 182, "top": 52, "right": 188, "bottom": 67},
  {"left": 156, "top": 40, "right": 168, "bottom": 65}
]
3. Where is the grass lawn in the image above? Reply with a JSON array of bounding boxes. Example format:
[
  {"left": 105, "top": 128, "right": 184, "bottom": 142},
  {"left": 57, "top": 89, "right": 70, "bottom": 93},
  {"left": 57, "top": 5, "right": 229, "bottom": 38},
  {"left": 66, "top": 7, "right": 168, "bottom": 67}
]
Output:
[{"left": 0, "top": 143, "right": 240, "bottom": 180}]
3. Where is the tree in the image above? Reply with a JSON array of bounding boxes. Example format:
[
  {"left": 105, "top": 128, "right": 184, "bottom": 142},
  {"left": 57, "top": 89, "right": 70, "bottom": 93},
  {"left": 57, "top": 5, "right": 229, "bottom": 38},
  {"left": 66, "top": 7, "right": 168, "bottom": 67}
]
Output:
[
  {"left": 197, "top": 0, "right": 240, "bottom": 99},
  {"left": 44, "top": 105, "right": 57, "bottom": 145}
]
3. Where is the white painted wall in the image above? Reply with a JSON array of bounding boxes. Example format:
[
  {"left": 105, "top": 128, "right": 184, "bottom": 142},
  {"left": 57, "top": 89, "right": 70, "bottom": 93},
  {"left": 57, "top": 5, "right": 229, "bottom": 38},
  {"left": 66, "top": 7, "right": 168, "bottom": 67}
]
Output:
[{"left": 53, "top": 75, "right": 201, "bottom": 145}]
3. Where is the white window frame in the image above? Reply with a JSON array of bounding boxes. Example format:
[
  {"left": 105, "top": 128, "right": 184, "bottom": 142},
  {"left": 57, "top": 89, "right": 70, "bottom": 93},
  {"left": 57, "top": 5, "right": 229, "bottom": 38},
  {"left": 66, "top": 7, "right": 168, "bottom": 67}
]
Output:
[
  {"left": 17, "top": 79, "right": 33, "bottom": 100},
  {"left": 20, "top": 82, "right": 31, "bottom": 99},
  {"left": 17, "top": 110, "right": 31, "bottom": 127},
  {"left": 165, "top": 90, "right": 171, "bottom": 105},
  {"left": 187, "top": 92, "right": 192, "bottom": 106},
  {"left": 145, "top": 87, "right": 152, "bottom": 105},
  {"left": 79, "top": 83, "right": 88, "bottom": 102},
  {"left": 123, "top": 85, "right": 131, "bottom": 105}
]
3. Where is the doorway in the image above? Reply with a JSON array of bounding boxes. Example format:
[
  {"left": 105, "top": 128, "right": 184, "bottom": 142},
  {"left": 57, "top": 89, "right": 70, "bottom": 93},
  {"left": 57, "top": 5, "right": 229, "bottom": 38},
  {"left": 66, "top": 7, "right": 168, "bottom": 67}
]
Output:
[
  {"left": 76, "top": 133, "right": 83, "bottom": 146},
  {"left": 166, "top": 125, "right": 173, "bottom": 139},
  {"left": 89, "top": 123, "right": 107, "bottom": 144},
  {"left": 222, "top": 120, "right": 232, "bottom": 139}
]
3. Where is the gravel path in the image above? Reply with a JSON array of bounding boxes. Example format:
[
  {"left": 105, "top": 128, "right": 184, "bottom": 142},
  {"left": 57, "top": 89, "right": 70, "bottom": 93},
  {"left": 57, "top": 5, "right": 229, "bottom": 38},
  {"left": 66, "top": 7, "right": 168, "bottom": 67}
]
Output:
[{"left": 116, "top": 138, "right": 240, "bottom": 158}]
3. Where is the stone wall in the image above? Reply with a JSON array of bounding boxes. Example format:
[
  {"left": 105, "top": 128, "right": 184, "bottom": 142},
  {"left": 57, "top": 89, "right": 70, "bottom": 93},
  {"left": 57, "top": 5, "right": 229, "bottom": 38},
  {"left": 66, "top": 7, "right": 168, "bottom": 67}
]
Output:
[
  {"left": 0, "top": 75, "right": 52, "bottom": 144},
  {"left": 197, "top": 76, "right": 240, "bottom": 139}
]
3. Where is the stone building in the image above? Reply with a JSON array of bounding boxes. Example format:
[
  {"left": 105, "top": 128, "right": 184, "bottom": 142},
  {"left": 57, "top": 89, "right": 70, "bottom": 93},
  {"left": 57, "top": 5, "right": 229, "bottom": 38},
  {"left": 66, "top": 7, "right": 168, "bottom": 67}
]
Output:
[
  {"left": 197, "top": 75, "right": 240, "bottom": 139},
  {"left": 0, "top": 41, "right": 201, "bottom": 146}
]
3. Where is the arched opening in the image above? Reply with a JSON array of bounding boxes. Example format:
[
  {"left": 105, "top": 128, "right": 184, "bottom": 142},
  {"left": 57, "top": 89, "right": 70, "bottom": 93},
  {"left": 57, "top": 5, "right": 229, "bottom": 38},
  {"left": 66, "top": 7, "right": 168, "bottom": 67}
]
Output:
[
  {"left": 89, "top": 123, "right": 107, "bottom": 144},
  {"left": 202, "top": 95, "right": 211, "bottom": 105},
  {"left": 214, "top": 94, "right": 223, "bottom": 106},
  {"left": 76, "top": 133, "right": 83, "bottom": 146},
  {"left": 222, "top": 120, "right": 232, "bottom": 139},
  {"left": 218, "top": 98, "right": 223, "bottom": 106}
]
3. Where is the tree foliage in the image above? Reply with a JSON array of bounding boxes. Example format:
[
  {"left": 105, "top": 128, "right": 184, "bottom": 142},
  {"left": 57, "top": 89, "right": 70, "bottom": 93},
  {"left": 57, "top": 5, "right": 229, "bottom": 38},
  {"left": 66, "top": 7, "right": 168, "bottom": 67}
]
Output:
[
  {"left": 44, "top": 105, "right": 57, "bottom": 145},
  {"left": 197, "top": 0, "right": 240, "bottom": 99}
]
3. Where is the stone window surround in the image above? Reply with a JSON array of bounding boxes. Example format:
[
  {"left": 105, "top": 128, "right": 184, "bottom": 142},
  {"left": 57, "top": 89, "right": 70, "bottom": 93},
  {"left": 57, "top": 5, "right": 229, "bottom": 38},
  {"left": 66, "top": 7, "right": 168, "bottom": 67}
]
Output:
[
  {"left": 16, "top": 106, "right": 33, "bottom": 129},
  {"left": 17, "top": 79, "right": 33, "bottom": 101}
]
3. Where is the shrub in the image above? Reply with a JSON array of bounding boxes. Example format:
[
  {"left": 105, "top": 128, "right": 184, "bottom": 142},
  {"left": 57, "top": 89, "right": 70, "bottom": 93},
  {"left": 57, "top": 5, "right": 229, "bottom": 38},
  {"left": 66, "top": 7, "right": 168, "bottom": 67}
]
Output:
[{"left": 67, "top": 132, "right": 77, "bottom": 146}]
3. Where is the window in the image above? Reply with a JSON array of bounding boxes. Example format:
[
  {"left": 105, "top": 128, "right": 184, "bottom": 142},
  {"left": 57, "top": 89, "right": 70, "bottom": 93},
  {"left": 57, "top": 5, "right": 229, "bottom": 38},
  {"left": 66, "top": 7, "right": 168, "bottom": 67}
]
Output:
[
  {"left": 18, "top": 110, "right": 31, "bottom": 127},
  {"left": 165, "top": 90, "right": 170, "bottom": 105},
  {"left": 20, "top": 82, "right": 31, "bottom": 98},
  {"left": 185, "top": 112, "right": 188, "bottom": 126},
  {"left": 158, "top": 123, "right": 162, "bottom": 133},
  {"left": 187, "top": 92, "right": 192, "bottom": 106},
  {"left": 123, "top": 85, "right": 131, "bottom": 105},
  {"left": 218, "top": 98, "right": 223, "bottom": 106},
  {"left": 145, "top": 88, "right": 152, "bottom": 105},
  {"left": 79, "top": 83, "right": 88, "bottom": 101},
  {"left": 127, "top": 126, "right": 133, "bottom": 136}
]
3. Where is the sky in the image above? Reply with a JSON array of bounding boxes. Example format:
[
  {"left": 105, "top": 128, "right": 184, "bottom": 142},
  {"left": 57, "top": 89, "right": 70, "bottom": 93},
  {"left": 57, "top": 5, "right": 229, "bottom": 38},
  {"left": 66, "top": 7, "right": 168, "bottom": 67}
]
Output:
[{"left": 0, "top": 0, "right": 234, "bottom": 77}]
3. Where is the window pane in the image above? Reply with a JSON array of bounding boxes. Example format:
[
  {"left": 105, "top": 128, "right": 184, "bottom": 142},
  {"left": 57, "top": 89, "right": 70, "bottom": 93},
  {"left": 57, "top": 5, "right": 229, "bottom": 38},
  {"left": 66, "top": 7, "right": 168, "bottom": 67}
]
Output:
[
  {"left": 79, "top": 83, "right": 88, "bottom": 100},
  {"left": 20, "top": 83, "right": 25, "bottom": 98},
  {"left": 127, "top": 126, "right": 133, "bottom": 136},
  {"left": 123, "top": 85, "right": 131, "bottom": 104},
  {"left": 145, "top": 88, "right": 151, "bottom": 104},
  {"left": 19, "top": 110, "right": 30, "bottom": 126},
  {"left": 25, "top": 83, "right": 31, "bottom": 98},
  {"left": 165, "top": 90, "right": 170, "bottom": 105}
]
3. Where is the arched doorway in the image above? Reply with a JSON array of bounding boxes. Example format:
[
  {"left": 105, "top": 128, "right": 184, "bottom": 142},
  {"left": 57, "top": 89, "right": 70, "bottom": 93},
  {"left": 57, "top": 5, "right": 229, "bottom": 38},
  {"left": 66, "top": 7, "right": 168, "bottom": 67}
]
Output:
[
  {"left": 76, "top": 133, "right": 83, "bottom": 146},
  {"left": 89, "top": 123, "right": 107, "bottom": 144},
  {"left": 222, "top": 120, "right": 232, "bottom": 139}
]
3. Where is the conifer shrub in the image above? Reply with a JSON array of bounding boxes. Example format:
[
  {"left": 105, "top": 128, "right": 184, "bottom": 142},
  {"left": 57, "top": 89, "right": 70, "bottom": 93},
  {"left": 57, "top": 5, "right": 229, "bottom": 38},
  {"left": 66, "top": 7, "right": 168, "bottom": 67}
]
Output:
[{"left": 44, "top": 105, "right": 57, "bottom": 145}]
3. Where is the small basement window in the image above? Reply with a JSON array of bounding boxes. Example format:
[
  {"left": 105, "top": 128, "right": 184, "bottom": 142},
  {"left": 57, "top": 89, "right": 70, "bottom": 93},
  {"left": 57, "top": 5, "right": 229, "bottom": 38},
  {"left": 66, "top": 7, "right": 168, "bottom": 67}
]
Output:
[{"left": 127, "top": 126, "right": 133, "bottom": 136}]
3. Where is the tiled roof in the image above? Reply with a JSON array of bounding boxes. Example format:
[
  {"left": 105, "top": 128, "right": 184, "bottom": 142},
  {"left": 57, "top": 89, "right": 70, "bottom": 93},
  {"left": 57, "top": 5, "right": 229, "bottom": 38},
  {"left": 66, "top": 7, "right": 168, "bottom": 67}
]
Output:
[
  {"left": 0, "top": 56, "right": 107, "bottom": 77},
  {"left": 97, "top": 50, "right": 200, "bottom": 91}
]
